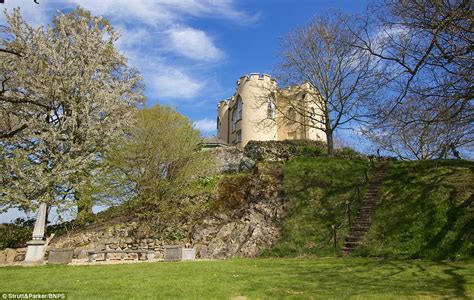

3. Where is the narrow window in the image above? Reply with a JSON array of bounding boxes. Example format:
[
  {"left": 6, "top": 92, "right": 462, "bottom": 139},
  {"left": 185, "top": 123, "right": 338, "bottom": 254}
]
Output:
[
  {"left": 267, "top": 95, "right": 276, "bottom": 119},
  {"left": 231, "top": 109, "right": 237, "bottom": 132},
  {"left": 236, "top": 96, "right": 243, "bottom": 120},
  {"left": 288, "top": 107, "right": 296, "bottom": 124},
  {"left": 235, "top": 130, "right": 242, "bottom": 143}
]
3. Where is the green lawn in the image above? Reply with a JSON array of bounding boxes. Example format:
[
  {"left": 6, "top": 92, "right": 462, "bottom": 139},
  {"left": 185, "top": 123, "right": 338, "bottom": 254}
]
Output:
[{"left": 1, "top": 258, "right": 473, "bottom": 299}]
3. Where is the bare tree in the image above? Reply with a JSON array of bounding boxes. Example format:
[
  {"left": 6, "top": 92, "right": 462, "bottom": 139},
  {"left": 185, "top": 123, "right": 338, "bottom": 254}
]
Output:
[
  {"left": 275, "top": 13, "right": 380, "bottom": 155},
  {"left": 352, "top": 0, "right": 473, "bottom": 156},
  {"left": 363, "top": 94, "right": 472, "bottom": 160}
]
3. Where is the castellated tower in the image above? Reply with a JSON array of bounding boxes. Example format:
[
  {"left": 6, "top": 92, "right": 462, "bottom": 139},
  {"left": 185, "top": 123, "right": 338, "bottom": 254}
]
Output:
[{"left": 217, "top": 73, "right": 326, "bottom": 149}]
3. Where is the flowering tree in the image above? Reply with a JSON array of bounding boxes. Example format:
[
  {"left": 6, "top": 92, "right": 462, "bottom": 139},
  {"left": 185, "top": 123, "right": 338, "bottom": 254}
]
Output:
[{"left": 0, "top": 8, "right": 144, "bottom": 222}]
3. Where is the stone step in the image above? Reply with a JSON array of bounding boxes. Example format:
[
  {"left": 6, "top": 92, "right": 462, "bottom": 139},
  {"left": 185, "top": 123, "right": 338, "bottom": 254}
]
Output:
[
  {"left": 347, "top": 232, "right": 366, "bottom": 238},
  {"left": 343, "top": 241, "right": 361, "bottom": 247},
  {"left": 354, "top": 221, "right": 372, "bottom": 225},
  {"left": 343, "top": 247, "right": 353, "bottom": 253},
  {"left": 356, "top": 211, "right": 374, "bottom": 215},
  {"left": 345, "top": 236, "right": 363, "bottom": 242},
  {"left": 352, "top": 218, "right": 372, "bottom": 226},
  {"left": 350, "top": 225, "right": 370, "bottom": 230},
  {"left": 353, "top": 218, "right": 372, "bottom": 223},
  {"left": 342, "top": 164, "right": 389, "bottom": 256}
]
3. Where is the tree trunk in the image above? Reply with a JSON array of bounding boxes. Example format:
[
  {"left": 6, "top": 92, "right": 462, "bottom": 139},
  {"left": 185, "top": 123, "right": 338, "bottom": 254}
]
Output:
[
  {"left": 76, "top": 179, "right": 94, "bottom": 225},
  {"left": 326, "top": 130, "right": 334, "bottom": 156}
]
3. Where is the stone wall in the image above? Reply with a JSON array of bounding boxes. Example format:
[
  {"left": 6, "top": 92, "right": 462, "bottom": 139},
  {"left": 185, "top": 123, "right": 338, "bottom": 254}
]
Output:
[
  {"left": 46, "top": 162, "right": 285, "bottom": 261},
  {"left": 205, "top": 146, "right": 255, "bottom": 173},
  {"left": 244, "top": 140, "right": 326, "bottom": 162},
  {"left": 191, "top": 163, "right": 285, "bottom": 258},
  {"left": 51, "top": 221, "right": 171, "bottom": 260},
  {"left": 0, "top": 248, "right": 26, "bottom": 264}
]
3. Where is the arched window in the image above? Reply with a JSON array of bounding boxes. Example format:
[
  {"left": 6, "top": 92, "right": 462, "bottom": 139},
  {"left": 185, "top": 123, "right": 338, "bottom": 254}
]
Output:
[
  {"left": 236, "top": 96, "right": 243, "bottom": 120},
  {"left": 267, "top": 94, "right": 276, "bottom": 119},
  {"left": 231, "top": 109, "right": 237, "bottom": 132},
  {"left": 288, "top": 107, "right": 296, "bottom": 124}
]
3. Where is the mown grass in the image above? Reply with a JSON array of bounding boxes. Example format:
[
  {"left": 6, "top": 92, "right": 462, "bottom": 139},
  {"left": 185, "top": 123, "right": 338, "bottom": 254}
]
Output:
[
  {"left": 265, "top": 157, "right": 373, "bottom": 257},
  {"left": 0, "top": 258, "right": 472, "bottom": 299},
  {"left": 355, "top": 159, "right": 473, "bottom": 260}
]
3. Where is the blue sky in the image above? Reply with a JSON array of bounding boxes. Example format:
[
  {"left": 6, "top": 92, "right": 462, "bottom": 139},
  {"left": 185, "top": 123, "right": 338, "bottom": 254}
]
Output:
[
  {"left": 0, "top": 0, "right": 370, "bottom": 223},
  {"left": 1, "top": 0, "right": 368, "bottom": 134}
]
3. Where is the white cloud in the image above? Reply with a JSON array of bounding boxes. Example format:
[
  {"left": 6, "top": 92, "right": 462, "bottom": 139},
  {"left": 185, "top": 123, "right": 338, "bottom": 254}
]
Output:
[
  {"left": 148, "top": 67, "right": 204, "bottom": 100},
  {"left": 193, "top": 118, "right": 216, "bottom": 134},
  {"left": 167, "top": 27, "right": 223, "bottom": 61},
  {"left": 1, "top": 0, "right": 256, "bottom": 104},
  {"left": 63, "top": 0, "right": 258, "bottom": 26}
]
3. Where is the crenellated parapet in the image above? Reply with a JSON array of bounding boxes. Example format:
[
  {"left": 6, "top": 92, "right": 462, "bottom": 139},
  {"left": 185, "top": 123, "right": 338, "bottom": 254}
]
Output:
[{"left": 236, "top": 73, "right": 277, "bottom": 87}]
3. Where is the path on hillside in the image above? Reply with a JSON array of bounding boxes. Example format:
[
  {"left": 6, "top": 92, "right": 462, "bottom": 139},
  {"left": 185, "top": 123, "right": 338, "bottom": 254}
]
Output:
[{"left": 343, "top": 162, "right": 390, "bottom": 255}]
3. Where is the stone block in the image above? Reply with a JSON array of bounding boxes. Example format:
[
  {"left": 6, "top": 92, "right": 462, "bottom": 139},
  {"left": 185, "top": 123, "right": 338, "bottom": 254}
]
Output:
[
  {"left": 74, "top": 247, "right": 87, "bottom": 259},
  {"left": 164, "top": 246, "right": 182, "bottom": 261},
  {"left": 0, "top": 251, "right": 6, "bottom": 264},
  {"left": 182, "top": 248, "right": 196, "bottom": 261},
  {"left": 5, "top": 248, "right": 16, "bottom": 264},
  {"left": 48, "top": 248, "right": 73, "bottom": 264}
]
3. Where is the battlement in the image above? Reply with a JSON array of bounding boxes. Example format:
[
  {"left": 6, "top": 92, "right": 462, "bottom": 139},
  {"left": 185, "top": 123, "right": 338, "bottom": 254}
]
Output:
[
  {"left": 236, "top": 73, "right": 277, "bottom": 86},
  {"left": 217, "top": 99, "right": 229, "bottom": 108}
]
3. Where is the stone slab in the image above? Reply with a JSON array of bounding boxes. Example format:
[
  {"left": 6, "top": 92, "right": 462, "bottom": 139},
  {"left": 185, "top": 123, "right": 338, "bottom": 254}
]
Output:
[
  {"left": 48, "top": 248, "right": 73, "bottom": 264},
  {"left": 164, "top": 246, "right": 182, "bottom": 261}
]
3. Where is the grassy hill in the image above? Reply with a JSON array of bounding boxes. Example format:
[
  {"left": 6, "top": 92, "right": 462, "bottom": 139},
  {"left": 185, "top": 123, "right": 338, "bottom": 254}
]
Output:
[
  {"left": 265, "top": 157, "right": 473, "bottom": 260},
  {"left": 355, "top": 159, "right": 473, "bottom": 260},
  {"left": 265, "top": 157, "right": 373, "bottom": 257}
]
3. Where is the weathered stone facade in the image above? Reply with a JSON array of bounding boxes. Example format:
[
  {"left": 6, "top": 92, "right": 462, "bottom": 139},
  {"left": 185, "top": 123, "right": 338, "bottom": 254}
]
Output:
[
  {"left": 48, "top": 163, "right": 285, "bottom": 260},
  {"left": 192, "top": 164, "right": 285, "bottom": 258},
  {"left": 204, "top": 146, "right": 255, "bottom": 173},
  {"left": 244, "top": 140, "right": 326, "bottom": 162}
]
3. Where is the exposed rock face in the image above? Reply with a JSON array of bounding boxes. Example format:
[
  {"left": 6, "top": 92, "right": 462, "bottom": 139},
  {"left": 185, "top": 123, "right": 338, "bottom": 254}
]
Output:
[
  {"left": 244, "top": 140, "right": 326, "bottom": 162},
  {"left": 0, "top": 250, "right": 6, "bottom": 264},
  {"left": 4, "top": 248, "right": 16, "bottom": 264},
  {"left": 48, "top": 163, "right": 286, "bottom": 260},
  {"left": 192, "top": 164, "right": 286, "bottom": 259},
  {"left": 46, "top": 141, "right": 306, "bottom": 260},
  {"left": 206, "top": 146, "right": 255, "bottom": 173}
]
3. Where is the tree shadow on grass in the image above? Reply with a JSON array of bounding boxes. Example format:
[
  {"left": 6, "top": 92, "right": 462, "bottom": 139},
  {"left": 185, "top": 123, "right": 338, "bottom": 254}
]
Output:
[
  {"left": 240, "top": 259, "right": 471, "bottom": 298},
  {"left": 361, "top": 160, "right": 473, "bottom": 260}
]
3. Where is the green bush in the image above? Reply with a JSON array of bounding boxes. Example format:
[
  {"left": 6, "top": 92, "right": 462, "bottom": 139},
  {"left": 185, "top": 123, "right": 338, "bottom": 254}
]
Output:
[
  {"left": 0, "top": 218, "right": 34, "bottom": 249},
  {"left": 335, "top": 147, "right": 365, "bottom": 159}
]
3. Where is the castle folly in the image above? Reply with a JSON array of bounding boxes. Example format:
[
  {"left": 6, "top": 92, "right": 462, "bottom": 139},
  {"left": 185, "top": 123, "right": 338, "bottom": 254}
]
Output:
[{"left": 217, "top": 73, "right": 326, "bottom": 149}]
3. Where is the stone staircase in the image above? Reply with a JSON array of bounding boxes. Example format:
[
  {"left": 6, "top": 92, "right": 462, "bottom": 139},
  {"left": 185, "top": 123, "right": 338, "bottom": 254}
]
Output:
[{"left": 343, "top": 162, "right": 389, "bottom": 255}]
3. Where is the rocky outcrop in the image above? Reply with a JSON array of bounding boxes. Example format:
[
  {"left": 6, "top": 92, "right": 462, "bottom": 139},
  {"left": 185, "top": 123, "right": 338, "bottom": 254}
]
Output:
[
  {"left": 192, "top": 163, "right": 286, "bottom": 259},
  {"left": 48, "top": 162, "right": 286, "bottom": 260},
  {"left": 0, "top": 248, "right": 20, "bottom": 264},
  {"left": 205, "top": 146, "right": 255, "bottom": 173},
  {"left": 244, "top": 140, "right": 326, "bottom": 162}
]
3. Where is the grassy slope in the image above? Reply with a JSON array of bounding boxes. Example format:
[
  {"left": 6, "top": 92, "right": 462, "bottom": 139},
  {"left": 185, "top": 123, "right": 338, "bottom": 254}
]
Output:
[
  {"left": 267, "top": 157, "right": 473, "bottom": 260},
  {"left": 355, "top": 160, "right": 473, "bottom": 260},
  {"left": 266, "top": 157, "right": 373, "bottom": 257},
  {"left": 0, "top": 258, "right": 472, "bottom": 299}
]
